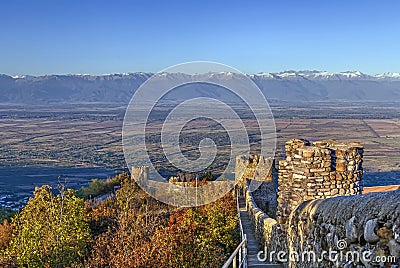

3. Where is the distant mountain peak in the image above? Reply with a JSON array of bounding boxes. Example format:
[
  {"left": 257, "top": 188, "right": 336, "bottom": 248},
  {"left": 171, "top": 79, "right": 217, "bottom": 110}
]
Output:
[
  {"left": 375, "top": 72, "right": 400, "bottom": 79},
  {"left": 338, "top": 71, "right": 368, "bottom": 78}
]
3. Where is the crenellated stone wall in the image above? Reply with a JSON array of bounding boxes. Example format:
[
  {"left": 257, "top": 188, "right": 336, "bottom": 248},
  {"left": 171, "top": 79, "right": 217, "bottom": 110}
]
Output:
[
  {"left": 235, "top": 154, "right": 274, "bottom": 184},
  {"left": 235, "top": 154, "right": 277, "bottom": 215},
  {"left": 132, "top": 137, "right": 400, "bottom": 267},
  {"left": 240, "top": 139, "right": 400, "bottom": 267},
  {"left": 277, "top": 139, "right": 364, "bottom": 224}
]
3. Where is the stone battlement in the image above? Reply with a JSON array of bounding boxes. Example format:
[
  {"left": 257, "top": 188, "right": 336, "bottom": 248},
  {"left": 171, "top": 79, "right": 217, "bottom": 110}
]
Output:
[
  {"left": 235, "top": 154, "right": 274, "bottom": 184},
  {"left": 277, "top": 139, "right": 363, "bottom": 224},
  {"left": 238, "top": 138, "right": 400, "bottom": 267}
]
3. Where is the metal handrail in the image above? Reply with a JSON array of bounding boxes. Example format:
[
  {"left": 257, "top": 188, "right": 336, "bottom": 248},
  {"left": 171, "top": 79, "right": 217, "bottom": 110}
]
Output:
[
  {"left": 222, "top": 188, "right": 247, "bottom": 268},
  {"left": 222, "top": 238, "right": 246, "bottom": 268},
  {"left": 237, "top": 188, "right": 245, "bottom": 241}
]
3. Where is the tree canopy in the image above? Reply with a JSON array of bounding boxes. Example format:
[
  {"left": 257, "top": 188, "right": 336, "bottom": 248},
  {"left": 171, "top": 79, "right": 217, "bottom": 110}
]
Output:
[{"left": 7, "top": 185, "right": 91, "bottom": 267}]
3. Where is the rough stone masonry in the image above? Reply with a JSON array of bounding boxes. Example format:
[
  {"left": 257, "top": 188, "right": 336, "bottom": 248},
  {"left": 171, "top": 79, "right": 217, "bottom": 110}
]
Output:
[
  {"left": 277, "top": 139, "right": 364, "bottom": 225},
  {"left": 237, "top": 138, "right": 400, "bottom": 267}
]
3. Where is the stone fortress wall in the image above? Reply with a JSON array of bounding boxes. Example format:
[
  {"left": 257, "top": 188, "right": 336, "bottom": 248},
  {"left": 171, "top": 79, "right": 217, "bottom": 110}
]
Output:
[
  {"left": 287, "top": 189, "right": 400, "bottom": 268},
  {"left": 236, "top": 139, "right": 400, "bottom": 267},
  {"left": 277, "top": 139, "right": 364, "bottom": 224},
  {"left": 235, "top": 154, "right": 278, "bottom": 213}
]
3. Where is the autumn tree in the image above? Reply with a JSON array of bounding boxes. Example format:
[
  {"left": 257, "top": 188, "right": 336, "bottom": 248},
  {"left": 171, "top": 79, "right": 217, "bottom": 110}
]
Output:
[
  {"left": 7, "top": 185, "right": 91, "bottom": 267},
  {"left": 87, "top": 175, "right": 239, "bottom": 267},
  {"left": 149, "top": 193, "right": 239, "bottom": 267},
  {"left": 0, "top": 220, "right": 13, "bottom": 252},
  {"left": 86, "top": 176, "right": 169, "bottom": 267},
  {"left": 0, "top": 220, "right": 14, "bottom": 266}
]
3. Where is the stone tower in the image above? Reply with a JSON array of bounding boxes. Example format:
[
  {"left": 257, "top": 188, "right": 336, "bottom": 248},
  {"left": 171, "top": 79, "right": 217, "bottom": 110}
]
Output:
[{"left": 276, "top": 139, "right": 363, "bottom": 224}]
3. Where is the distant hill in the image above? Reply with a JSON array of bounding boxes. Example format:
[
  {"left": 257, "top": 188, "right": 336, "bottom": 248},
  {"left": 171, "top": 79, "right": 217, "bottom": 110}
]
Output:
[{"left": 0, "top": 71, "right": 399, "bottom": 105}]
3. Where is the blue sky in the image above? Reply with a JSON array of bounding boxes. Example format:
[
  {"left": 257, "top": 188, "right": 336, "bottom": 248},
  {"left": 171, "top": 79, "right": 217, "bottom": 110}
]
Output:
[{"left": 1, "top": 0, "right": 399, "bottom": 75}]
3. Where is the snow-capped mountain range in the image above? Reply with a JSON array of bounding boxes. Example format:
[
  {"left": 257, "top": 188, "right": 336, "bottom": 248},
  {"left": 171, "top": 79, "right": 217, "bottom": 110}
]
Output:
[
  {"left": 251, "top": 70, "right": 400, "bottom": 80},
  {"left": 0, "top": 71, "right": 399, "bottom": 105}
]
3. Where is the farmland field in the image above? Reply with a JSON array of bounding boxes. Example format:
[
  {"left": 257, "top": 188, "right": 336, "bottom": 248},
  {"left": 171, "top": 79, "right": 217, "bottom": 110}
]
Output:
[{"left": 0, "top": 103, "right": 399, "bottom": 208}]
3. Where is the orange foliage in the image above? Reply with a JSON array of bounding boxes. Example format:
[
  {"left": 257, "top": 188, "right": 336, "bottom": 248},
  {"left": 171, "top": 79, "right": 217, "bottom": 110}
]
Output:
[
  {"left": 86, "top": 178, "right": 238, "bottom": 268},
  {"left": 0, "top": 220, "right": 13, "bottom": 251}
]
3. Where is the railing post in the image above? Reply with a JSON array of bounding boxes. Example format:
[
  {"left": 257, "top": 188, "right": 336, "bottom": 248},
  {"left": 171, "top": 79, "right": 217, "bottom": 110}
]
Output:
[
  {"left": 239, "top": 244, "right": 242, "bottom": 267},
  {"left": 233, "top": 255, "right": 237, "bottom": 268},
  {"left": 244, "top": 234, "right": 247, "bottom": 268}
]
